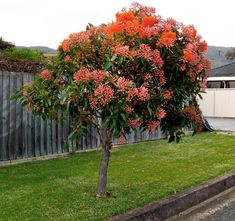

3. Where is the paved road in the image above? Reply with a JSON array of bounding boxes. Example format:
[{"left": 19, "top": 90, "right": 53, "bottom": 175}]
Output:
[
  {"left": 206, "top": 117, "right": 235, "bottom": 131},
  {"left": 168, "top": 186, "right": 235, "bottom": 221},
  {"left": 206, "top": 202, "right": 235, "bottom": 221}
]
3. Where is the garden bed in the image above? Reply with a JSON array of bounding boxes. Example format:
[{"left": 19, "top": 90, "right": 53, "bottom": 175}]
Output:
[
  {"left": 0, "top": 54, "right": 43, "bottom": 73},
  {"left": 1, "top": 132, "right": 235, "bottom": 220},
  {"left": 0, "top": 47, "right": 46, "bottom": 73}
]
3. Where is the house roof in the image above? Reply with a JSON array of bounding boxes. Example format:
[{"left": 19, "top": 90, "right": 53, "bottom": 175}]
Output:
[{"left": 210, "top": 61, "right": 235, "bottom": 77}]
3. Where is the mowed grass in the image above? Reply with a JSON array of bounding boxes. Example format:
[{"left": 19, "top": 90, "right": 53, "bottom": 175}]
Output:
[{"left": 1, "top": 132, "right": 235, "bottom": 221}]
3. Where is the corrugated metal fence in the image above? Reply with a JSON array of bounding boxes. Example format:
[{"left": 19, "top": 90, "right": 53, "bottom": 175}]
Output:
[{"left": 0, "top": 71, "right": 164, "bottom": 161}]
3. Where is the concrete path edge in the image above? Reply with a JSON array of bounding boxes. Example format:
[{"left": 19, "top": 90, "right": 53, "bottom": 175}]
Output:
[{"left": 109, "top": 170, "right": 235, "bottom": 221}]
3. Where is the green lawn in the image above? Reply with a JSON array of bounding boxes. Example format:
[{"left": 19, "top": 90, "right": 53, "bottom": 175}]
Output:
[{"left": 1, "top": 132, "right": 235, "bottom": 221}]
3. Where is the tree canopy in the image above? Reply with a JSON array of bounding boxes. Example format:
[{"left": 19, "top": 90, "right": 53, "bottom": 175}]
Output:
[{"left": 14, "top": 2, "right": 211, "bottom": 196}]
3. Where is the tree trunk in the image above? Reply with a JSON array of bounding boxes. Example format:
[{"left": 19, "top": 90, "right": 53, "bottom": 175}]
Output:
[{"left": 97, "top": 129, "right": 112, "bottom": 197}]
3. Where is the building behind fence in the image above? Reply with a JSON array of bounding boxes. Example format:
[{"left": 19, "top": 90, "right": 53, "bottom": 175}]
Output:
[{"left": 0, "top": 71, "right": 164, "bottom": 161}]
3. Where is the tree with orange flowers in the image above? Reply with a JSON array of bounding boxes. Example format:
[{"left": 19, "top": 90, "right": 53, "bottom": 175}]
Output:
[{"left": 14, "top": 2, "right": 210, "bottom": 197}]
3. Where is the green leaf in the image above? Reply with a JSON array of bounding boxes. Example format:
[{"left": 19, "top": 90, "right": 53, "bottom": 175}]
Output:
[
  {"left": 121, "top": 113, "right": 127, "bottom": 122},
  {"left": 147, "top": 104, "right": 153, "bottom": 116},
  {"left": 102, "top": 116, "right": 111, "bottom": 128},
  {"left": 198, "top": 93, "right": 203, "bottom": 100},
  {"left": 112, "top": 108, "right": 119, "bottom": 115},
  {"left": 66, "top": 100, "right": 71, "bottom": 111},
  {"left": 68, "top": 130, "right": 80, "bottom": 141},
  {"left": 104, "top": 60, "right": 113, "bottom": 70},
  {"left": 112, "top": 118, "right": 117, "bottom": 128}
]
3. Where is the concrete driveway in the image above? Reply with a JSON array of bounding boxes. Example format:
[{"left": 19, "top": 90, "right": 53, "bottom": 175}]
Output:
[{"left": 205, "top": 117, "right": 235, "bottom": 131}]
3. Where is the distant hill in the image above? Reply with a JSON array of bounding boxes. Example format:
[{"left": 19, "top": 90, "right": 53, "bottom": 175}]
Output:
[
  {"left": 206, "top": 46, "right": 233, "bottom": 69},
  {"left": 16, "top": 45, "right": 233, "bottom": 68}
]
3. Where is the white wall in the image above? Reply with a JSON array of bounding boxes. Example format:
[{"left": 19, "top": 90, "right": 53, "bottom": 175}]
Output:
[{"left": 199, "top": 89, "right": 235, "bottom": 118}]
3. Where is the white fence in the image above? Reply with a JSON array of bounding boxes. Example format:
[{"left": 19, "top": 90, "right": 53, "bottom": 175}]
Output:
[{"left": 199, "top": 89, "right": 235, "bottom": 118}]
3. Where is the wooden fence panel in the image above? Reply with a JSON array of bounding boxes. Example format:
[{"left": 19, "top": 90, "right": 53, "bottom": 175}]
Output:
[
  {"left": 34, "top": 116, "right": 41, "bottom": 157},
  {"left": 0, "top": 71, "right": 3, "bottom": 160},
  {"left": 51, "top": 120, "right": 57, "bottom": 154},
  {"left": 2, "top": 72, "right": 10, "bottom": 160},
  {"left": 9, "top": 72, "right": 17, "bottom": 160},
  {"left": 15, "top": 73, "right": 23, "bottom": 159},
  {"left": 0, "top": 71, "right": 164, "bottom": 161}
]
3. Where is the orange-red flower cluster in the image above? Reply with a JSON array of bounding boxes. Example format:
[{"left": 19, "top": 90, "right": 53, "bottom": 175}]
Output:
[
  {"left": 61, "top": 39, "right": 71, "bottom": 52},
  {"left": 155, "top": 70, "right": 166, "bottom": 86},
  {"left": 143, "top": 73, "right": 153, "bottom": 81},
  {"left": 142, "top": 16, "right": 157, "bottom": 27},
  {"left": 158, "top": 31, "right": 176, "bottom": 47},
  {"left": 94, "top": 84, "right": 114, "bottom": 105},
  {"left": 147, "top": 121, "right": 160, "bottom": 132},
  {"left": 151, "top": 49, "right": 164, "bottom": 66},
  {"left": 162, "top": 90, "right": 173, "bottom": 100},
  {"left": 73, "top": 68, "right": 90, "bottom": 82},
  {"left": 118, "top": 133, "right": 126, "bottom": 144},
  {"left": 125, "top": 106, "right": 134, "bottom": 114},
  {"left": 107, "top": 11, "right": 159, "bottom": 38},
  {"left": 138, "top": 86, "right": 148, "bottom": 101},
  {"left": 156, "top": 108, "right": 166, "bottom": 119},
  {"left": 39, "top": 70, "right": 52, "bottom": 81},
  {"left": 88, "top": 96, "right": 97, "bottom": 109},
  {"left": 135, "top": 44, "right": 163, "bottom": 66},
  {"left": 90, "top": 70, "right": 108, "bottom": 83},
  {"left": 183, "top": 106, "right": 198, "bottom": 122},
  {"left": 107, "top": 22, "right": 124, "bottom": 36},
  {"left": 139, "top": 26, "right": 159, "bottom": 38},
  {"left": 73, "top": 69, "right": 108, "bottom": 83},
  {"left": 135, "top": 44, "right": 152, "bottom": 60},
  {"left": 125, "top": 19, "right": 141, "bottom": 35},
  {"left": 182, "top": 25, "right": 197, "bottom": 40},
  {"left": 127, "top": 88, "right": 138, "bottom": 101},
  {"left": 182, "top": 49, "right": 194, "bottom": 62},
  {"left": 69, "top": 31, "right": 90, "bottom": 44},
  {"left": 183, "top": 106, "right": 203, "bottom": 131},
  {"left": 65, "top": 55, "right": 71, "bottom": 63},
  {"left": 116, "top": 11, "right": 135, "bottom": 23},
  {"left": 127, "top": 118, "right": 143, "bottom": 128},
  {"left": 126, "top": 85, "right": 150, "bottom": 102},
  {"left": 198, "top": 40, "right": 208, "bottom": 53},
  {"left": 111, "top": 45, "right": 130, "bottom": 58},
  {"left": 117, "top": 77, "right": 133, "bottom": 91},
  {"left": 126, "top": 85, "right": 149, "bottom": 101}
]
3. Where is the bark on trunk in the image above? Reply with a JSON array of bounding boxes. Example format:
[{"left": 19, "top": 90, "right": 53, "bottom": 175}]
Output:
[{"left": 97, "top": 129, "right": 112, "bottom": 197}]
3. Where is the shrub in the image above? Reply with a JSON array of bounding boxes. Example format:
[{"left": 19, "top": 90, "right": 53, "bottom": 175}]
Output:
[{"left": 0, "top": 37, "right": 14, "bottom": 50}]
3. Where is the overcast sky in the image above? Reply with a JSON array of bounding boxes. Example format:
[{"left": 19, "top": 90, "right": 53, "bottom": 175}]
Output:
[{"left": 1, "top": 0, "right": 235, "bottom": 49}]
